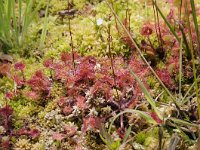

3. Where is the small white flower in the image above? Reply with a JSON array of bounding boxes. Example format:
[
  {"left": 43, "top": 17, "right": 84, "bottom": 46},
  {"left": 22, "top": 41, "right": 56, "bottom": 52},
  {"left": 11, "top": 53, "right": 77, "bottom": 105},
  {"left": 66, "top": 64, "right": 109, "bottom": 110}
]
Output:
[
  {"left": 94, "top": 63, "right": 101, "bottom": 71},
  {"left": 96, "top": 18, "right": 103, "bottom": 26},
  {"left": 88, "top": 107, "right": 98, "bottom": 116}
]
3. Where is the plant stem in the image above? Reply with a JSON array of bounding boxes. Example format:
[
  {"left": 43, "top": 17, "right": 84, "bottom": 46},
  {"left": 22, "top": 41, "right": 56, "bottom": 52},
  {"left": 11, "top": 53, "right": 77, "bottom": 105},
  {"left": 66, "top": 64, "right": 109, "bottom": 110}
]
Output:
[
  {"left": 155, "top": 0, "right": 163, "bottom": 46},
  {"left": 190, "top": 0, "right": 200, "bottom": 57},
  {"left": 179, "top": 38, "right": 183, "bottom": 99},
  {"left": 107, "top": 22, "right": 123, "bottom": 128},
  {"left": 68, "top": 0, "right": 75, "bottom": 71},
  {"left": 107, "top": 23, "right": 120, "bottom": 101},
  {"left": 152, "top": 0, "right": 161, "bottom": 46}
]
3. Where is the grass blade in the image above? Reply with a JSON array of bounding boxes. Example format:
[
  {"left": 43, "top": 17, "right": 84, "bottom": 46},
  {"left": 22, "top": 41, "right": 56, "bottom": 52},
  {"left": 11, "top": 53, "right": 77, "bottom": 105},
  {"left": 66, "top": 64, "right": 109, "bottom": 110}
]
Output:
[
  {"left": 128, "top": 67, "right": 162, "bottom": 119},
  {"left": 180, "top": 26, "right": 191, "bottom": 59},
  {"left": 39, "top": 1, "right": 50, "bottom": 48},
  {"left": 179, "top": 37, "right": 183, "bottom": 99},
  {"left": 167, "top": 117, "right": 199, "bottom": 128},
  {"left": 108, "top": 109, "right": 157, "bottom": 134},
  {"left": 182, "top": 77, "right": 200, "bottom": 104},
  {"left": 122, "top": 126, "right": 132, "bottom": 144},
  {"left": 190, "top": 0, "right": 200, "bottom": 54}
]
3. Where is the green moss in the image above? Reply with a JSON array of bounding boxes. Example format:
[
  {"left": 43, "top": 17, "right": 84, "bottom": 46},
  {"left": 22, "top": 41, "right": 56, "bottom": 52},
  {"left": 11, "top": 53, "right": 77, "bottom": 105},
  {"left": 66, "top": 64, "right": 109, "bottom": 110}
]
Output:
[
  {"left": 135, "top": 131, "right": 147, "bottom": 144},
  {"left": 135, "top": 127, "right": 159, "bottom": 146},
  {"left": 38, "top": 100, "right": 57, "bottom": 120},
  {"left": 0, "top": 77, "right": 14, "bottom": 93},
  {"left": 10, "top": 97, "right": 41, "bottom": 118}
]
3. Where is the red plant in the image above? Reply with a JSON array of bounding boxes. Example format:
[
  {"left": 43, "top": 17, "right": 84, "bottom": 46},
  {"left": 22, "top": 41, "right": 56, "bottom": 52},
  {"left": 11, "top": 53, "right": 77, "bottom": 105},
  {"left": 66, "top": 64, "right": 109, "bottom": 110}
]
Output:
[
  {"left": 116, "top": 69, "right": 134, "bottom": 88},
  {"left": 58, "top": 97, "right": 73, "bottom": 115},
  {"left": 61, "top": 51, "right": 79, "bottom": 65},
  {"left": 18, "top": 128, "right": 40, "bottom": 139},
  {"left": 141, "top": 22, "right": 153, "bottom": 36},
  {"left": 82, "top": 116, "right": 102, "bottom": 132},
  {"left": 52, "top": 133, "right": 66, "bottom": 141},
  {"left": 43, "top": 58, "right": 54, "bottom": 68},
  {"left": 0, "top": 64, "right": 11, "bottom": 77},
  {"left": 24, "top": 91, "right": 39, "bottom": 100},
  {"left": 116, "top": 127, "right": 125, "bottom": 139},
  {"left": 76, "top": 96, "right": 88, "bottom": 110},
  {"left": 4, "top": 92, "right": 14, "bottom": 100},
  {"left": 27, "top": 70, "right": 51, "bottom": 96},
  {"left": 13, "top": 75, "right": 25, "bottom": 87},
  {"left": 157, "top": 68, "right": 175, "bottom": 89},
  {"left": 63, "top": 124, "right": 77, "bottom": 137},
  {"left": 167, "top": 8, "right": 176, "bottom": 23},
  {"left": 0, "top": 105, "right": 13, "bottom": 132},
  {"left": 74, "top": 56, "right": 96, "bottom": 84},
  {"left": 90, "top": 80, "right": 112, "bottom": 100},
  {"left": 150, "top": 112, "right": 163, "bottom": 124},
  {"left": 14, "top": 62, "right": 25, "bottom": 71}
]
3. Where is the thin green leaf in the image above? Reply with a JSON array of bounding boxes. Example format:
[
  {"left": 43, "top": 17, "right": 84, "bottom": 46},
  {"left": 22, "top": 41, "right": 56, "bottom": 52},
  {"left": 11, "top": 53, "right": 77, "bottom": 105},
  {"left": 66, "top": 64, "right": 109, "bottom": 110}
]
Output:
[
  {"left": 108, "top": 109, "right": 157, "bottom": 134},
  {"left": 122, "top": 126, "right": 132, "bottom": 144},
  {"left": 167, "top": 117, "right": 199, "bottom": 128},
  {"left": 190, "top": 0, "right": 200, "bottom": 51},
  {"left": 180, "top": 26, "right": 191, "bottom": 59},
  {"left": 128, "top": 67, "right": 162, "bottom": 119},
  {"left": 39, "top": 1, "right": 50, "bottom": 48},
  {"left": 179, "top": 37, "right": 183, "bottom": 99}
]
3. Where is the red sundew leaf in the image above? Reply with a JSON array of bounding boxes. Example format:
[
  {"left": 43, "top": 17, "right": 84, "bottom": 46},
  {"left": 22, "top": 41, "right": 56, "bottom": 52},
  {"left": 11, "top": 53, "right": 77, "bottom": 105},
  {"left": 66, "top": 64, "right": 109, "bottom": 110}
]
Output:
[
  {"left": 17, "top": 128, "right": 29, "bottom": 135},
  {"left": 167, "top": 0, "right": 173, "bottom": 3},
  {"left": 14, "top": 61, "right": 25, "bottom": 71},
  {"left": 4, "top": 92, "right": 14, "bottom": 100},
  {"left": 63, "top": 106, "right": 73, "bottom": 115},
  {"left": 90, "top": 81, "right": 112, "bottom": 100},
  {"left": 52, "top": 133, "right": 66, "bottom": 141},
  {"left": 156, "top": 68, "right": 174, "bottom": 89},
  {"left": 0, "top": 64, "right": 11, "bottom": 77},
  {"left": 121, "top": 34, "right": 136, "bottom": 50},
  {"left": 116, "top": 127, "right": 125, "bottom": 139},
  {"left": 150, "top": 112, "right": 163, "bottom": 124},
  {"left": 82, "top": 116, "right": 102, "bottom": 132},
  {"left": 116, "top": 69, "right": 134, "bottom": 88},
  {"left": 1, "top": 139, "right": 10, "bottom": 150},
  {"left": 64, "top": 124, "right": 77, "bottom": 137},
  {"left": 24, "top": 91, "right": 39, "bottom": 100},
  {"left": 57, "top": 97, "right": 66, "bottom": 107},
  {"left": 61, "top": 51, "right": 80, "bottom": 63},
  {"left": 76, "top": 96, "right": 87, "bottom": 110},
  {"left": 0, "top": 105, "right": 13, "bottom": 132},
  {"left": 27, "top": 70, "right": 51, "bottom": 93},
  {"left": 43, "top": 58, "right": 54, "bottom": 68},
  {"left": 75, "top": 66, "right": 95, "bottom": 83},
  {"left": 100, "top": 75, "right": 114, "bottom": 86},
  {"left": 13, "top": 75, "right": 25, "bottom": 86},
  {"left": 18, "top": 128, "right": 40, "bottom": 139},
  {"left": 167, "top": 8, "right": 176, "bottom": 23},
  {"left": 129, "top": 56, "right": 149, "bottom": 77},
  {"left": 127, "top": 96, "right": 138, "bottom": 109},
  {"left": 35, "top": 70, "right": 43, "bottom": 78},
  {"left": 74, "top": 57, "right": 96, "bottom": 83},
  {"left": 29, "top": 129, "right": 40, "bottom": 139},
  {"left": 141, "top": 22, "right": 153, "bottom": 36}
]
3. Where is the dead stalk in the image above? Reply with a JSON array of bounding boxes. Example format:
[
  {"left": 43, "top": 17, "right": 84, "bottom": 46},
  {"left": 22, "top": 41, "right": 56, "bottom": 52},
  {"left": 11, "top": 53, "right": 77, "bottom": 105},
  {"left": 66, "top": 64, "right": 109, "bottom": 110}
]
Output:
[{"left": 68, "top": 0, "right": 75, "bottom": 71}]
